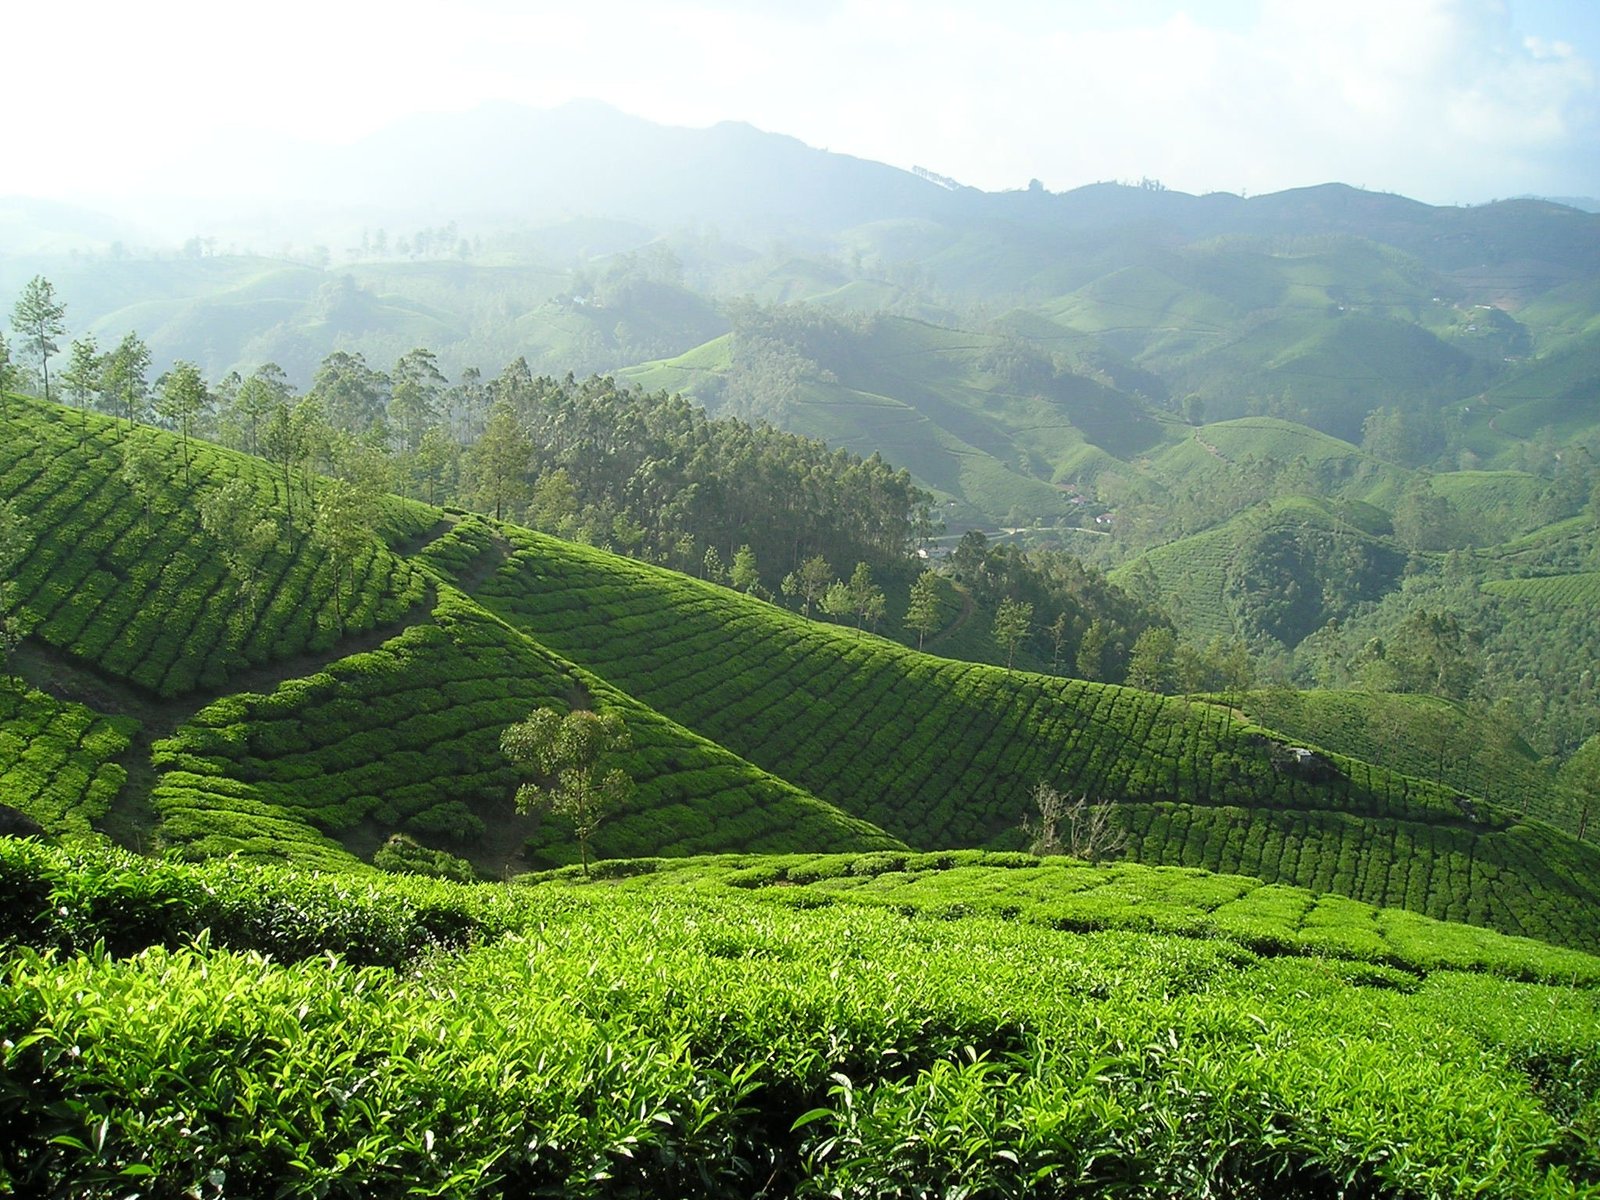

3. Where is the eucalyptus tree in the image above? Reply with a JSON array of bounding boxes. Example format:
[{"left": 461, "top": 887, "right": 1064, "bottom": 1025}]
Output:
[
  {"left": 313, "top": 476, "right": 376, "bottom": 635},
  {"left": 993, "top": 597, "right": 1034, "bottom": 668},
  {"left": 730, "top": 544, "right": 760, "bottom": 594},
  {"left": 198, "top": 477, "right": 280, "bottom": 616},
  {"left": 905, "top": 570, "right": 941, "bottom": 649},
  {"left": 154, "top": 360, "right": 209, "bottom": 487},
  {"left": 466, "top": 401, "right": 532, "bottom": 520},
  {"left": 310, "top": 350, "right": 388, "bottom": 436},
  {"left": 59, "top": 334, "right": 102, "bottom": 436},
  {"left": 233, "top": 363, "right": 294, "bottom": 456},
  {"left": 787, "top": 554, "right": 834, "bottom": 619},
  {"left": 9, "top": 275, "right": 67, "bottom": 404},
  {"left": 120, "top": 432, "right": 167, "bottom": 531},
  {"left": 103, "top": 332, "right": 152, "bottom": 432},
  {"left": 389, "top": 347, "right": 446, "bottom": 452}
]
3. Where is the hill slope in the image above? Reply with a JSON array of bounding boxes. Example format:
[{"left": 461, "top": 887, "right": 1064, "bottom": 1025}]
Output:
[{"left": 4, "top": 396, "right": 1600, "bottom": 952}]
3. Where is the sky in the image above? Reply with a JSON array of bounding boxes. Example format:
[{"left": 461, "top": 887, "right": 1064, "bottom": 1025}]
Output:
[{"left": 10, "top": 0, "right": 1600, "bottom": 208}]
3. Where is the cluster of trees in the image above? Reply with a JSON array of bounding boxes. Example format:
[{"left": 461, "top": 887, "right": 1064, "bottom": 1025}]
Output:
[
  {"left": 1222, "top": 515, "right": 1405, "bottom": 647},
  {"left": 947, "top": 531, "right": 1171, "bottom": 682},
  {"left": 5, "top": 277, "right": 937, "bottom": 604},
  {"left": 703, "top": 304, "right": 865, "bottom": 424}
]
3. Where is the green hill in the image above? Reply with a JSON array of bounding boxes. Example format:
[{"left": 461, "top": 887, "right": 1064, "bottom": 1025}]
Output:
[
  {"left": 433, "top": 520, "right": 1600, "bottom": 950},
  {"left": 5, "top": 396, "right": 1600, "bottom": 953},
  {"left": 1112, "top": 494, "right": 1407, "bottom": 647},
  {"left": 623, "top": 312, "right": 1178, "bottom": 525},
  {"left": 1236, "top": 689, "right": 1564, "bottom": 826}
]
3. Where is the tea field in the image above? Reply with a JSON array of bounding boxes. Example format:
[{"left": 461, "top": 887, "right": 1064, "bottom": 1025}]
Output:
[
  {"left": 3, "top": 840, "right": 1599, "bottom": 1198},
  {"left": 435, "top": 519, "right": 1600, "bottom": 951},
  {"left": 151, "top": 584, "right": 894, "bottom": 870},
  {"left": 1, "top": 397, "right": 432, "bottom": 698},
  {"left": 0, "top": 686, "right": 135, "bottom": 837},
  {"left": 5, "top": 396, "right": 1600, "bottom": 957}
]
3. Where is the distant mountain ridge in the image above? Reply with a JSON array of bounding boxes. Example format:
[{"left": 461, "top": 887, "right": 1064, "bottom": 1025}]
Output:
[{"left": 8, "top": 100, "right": 1599, "bottom": 272}]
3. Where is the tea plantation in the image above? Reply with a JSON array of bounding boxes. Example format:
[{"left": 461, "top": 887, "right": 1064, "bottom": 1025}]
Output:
[
  {"left": 0, "top": 397, "right": 432, "bottom": 697},
  {"left": 3, "top": 840, "right": 1599, "bottom": 1198},
  {"left": 0, "top": 686, "right": 135, "bottom": 837},
  {"left": 440, "top": 520, "right": 1600, "bottom": 952},
  {"left": 4, "top": 393, "right": 1600, "bottom": 956}
]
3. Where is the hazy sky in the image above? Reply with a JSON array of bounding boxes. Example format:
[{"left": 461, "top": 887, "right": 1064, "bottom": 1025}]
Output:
[{"left": 14, "top": 0, "right": 1600, "bottom": 207}]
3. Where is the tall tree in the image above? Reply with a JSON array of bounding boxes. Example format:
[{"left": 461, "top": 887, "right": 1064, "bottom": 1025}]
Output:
[
  {"left": 199, "top": 477, "right": 280, "bottom": 614},
  {"left": 730, "top": 544, "right": 760, "bottom": 594},
  {"left": 120, "top": 433, "right": 166, "bottom": 531},
  {"left": 787, "top": 554, "right": 834, "bottom": 619},
  {"left": 466, "top": 401, "right": 532, "bottom": 521},
  {"left": 313, "top": 477, "right": 376, "bottom": 635},
  {"left": 310, "top": 350, "right": 388, "bottom": 436},
  {"left": 389, "top": 348, "right": 446, "bottom": 452},
  {"left": 993, "top": 597, "right": 1034, "bottom": 669},
  {"left": 845, "top": 561, "right": 886, "bottom": 629},
  {"left": 261, "top": 401, "right": 309, "bottom": 525},
  {"left": 9, "top": 276, "right": 67, "bottom": 404},
  {"left": 233, "top": 364, "right": 293, "bottom": 456},
  {"left": 102, "top": 332, "right": 152, "bottom": 432},
  {"left": 154, "top": 360, "right": 208, "bottom": 487},
  {"left": 59, "top": 334, "right": 101, "bottom": 436},
  {"left": 500, "top": 708, "right": 632, "bottom": 876},
  {"left": 905, "top": 570, "right": 941, "bottom": 649}
]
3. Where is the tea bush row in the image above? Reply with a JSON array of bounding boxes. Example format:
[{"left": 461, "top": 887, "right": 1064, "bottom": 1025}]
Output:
[
  {"left": 466, "top": 528, "right": 1474, "bottom": 849},
  {"left": 151, "top": 587, "right": 896, "bottom": 869},
  {"left": 424, "top": 524, "right": 1600, "bottom": 949},
  {"left": 3, "top": 850, "right": 1598, "bottom": 1197},
  {"left": 0, "top": 687, "right": 134, "bottom": 836},
  {"left": 1, "top": 400, "right": 429, "bottom": 697},
  {"left": 620, "top": 849, "right": 1600, "bottom": 984}
]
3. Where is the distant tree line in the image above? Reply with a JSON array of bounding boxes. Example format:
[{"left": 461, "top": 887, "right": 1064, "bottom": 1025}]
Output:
[
  {"left": 2, "top": 276, "right": 938, "bottom": 605},
  {"left": 947, "top": 530, "right": 1184, "bottom": 684}
]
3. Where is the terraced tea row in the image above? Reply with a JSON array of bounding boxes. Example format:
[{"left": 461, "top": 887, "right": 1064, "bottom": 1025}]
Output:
[
  {"left": 1238, "top": 689, "right": 1564, "bottom": 828},
  {"left": 574, "top": 849, "right": 1600, "bottom": 984},
  {"left": 465, "top": 524, "right": 1478, "bottom": 844},
  {"left": 7, "top": 841, "right": 1597, "bottom": 1198},
  {"left": 1482, "top": 569, "right": 1600, "bottom": 608},
  {"left": 1, "top": 398, "right": 432, "bottom": 697},
  {"left": 1115, "top": 800, "right": 1600, "bottom": 950},
  {"left": 0, "top": 686, "right": 135, "bottom": 836},
  {"left": 152, "top": 583, "right": 896, "bottom": 870}
]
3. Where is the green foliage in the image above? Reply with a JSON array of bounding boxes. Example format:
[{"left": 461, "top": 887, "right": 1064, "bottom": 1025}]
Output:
[
  {"left": 151, "top": 577, "right": 895, "bottom": 871},
  {"left": 950, "top": 531, "right": 1168, "bottom": 676},
  {"left": 1239, "top": 689, "right": 1563, "bottom": 827},
  {"left": 0, "top": 397, "right": 430, "bottom": 698},
  {"left": 502, "top": 707, "right": 632, "bottom": 874},
  {"left": 447, "top": 522, "right": 1600, "bottom": 950},
  {"left": 0, "top": 686, "right": 134, "bottom": 835},
  {"left": 4, "top": 841, "right": 1600, "bottom": 1198},
  {"left": 372, "top": 832, "right": 478, "bottom": 882},
  {"left": 9, "top": 275, "right": 67, "bottom": 404},
  {"left": 991, "top": 597, "right": 1033, "bottom": 668}
]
